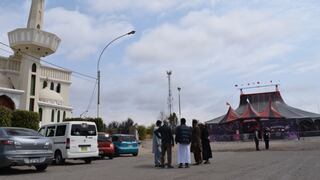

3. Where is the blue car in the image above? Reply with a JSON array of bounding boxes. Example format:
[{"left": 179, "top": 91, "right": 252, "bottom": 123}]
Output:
[{"left": 111, "top": 134, "right": 139, "bottom": 156}]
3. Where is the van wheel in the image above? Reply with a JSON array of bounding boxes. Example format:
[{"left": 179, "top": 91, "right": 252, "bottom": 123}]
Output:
[
  {"left": 132, "top": 153, "right": 138, "bottom": 156},
  {"left": 108, "top": 155, "right": 113, "bottom": 159},
  {"left": 35, "top": 164, "right": 48, "bottom": 171},
  {"left": 84, "top": 158, "right": 92, "bottom": 164},
  {"left": 54, "top": 151, "right": 65, "bottom": 165}
]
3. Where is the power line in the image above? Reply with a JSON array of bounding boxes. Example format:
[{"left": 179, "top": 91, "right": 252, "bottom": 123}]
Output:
[{"left": 0, "top": 41, "right": 96, "bottom": 80}]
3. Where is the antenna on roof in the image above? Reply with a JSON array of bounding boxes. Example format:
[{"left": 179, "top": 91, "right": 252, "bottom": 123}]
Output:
[{"left": 235, "top": 80, "right": 280, "bottom": 92}]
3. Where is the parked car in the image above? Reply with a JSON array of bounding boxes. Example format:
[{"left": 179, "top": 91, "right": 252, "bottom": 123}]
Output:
[
  {"left": 0, "top": 127, "right": 53, "bottom": 171},
  {"left": 39, "top": 121, "right": 99, "bottom": 165},
  {"left": 111, "top": 134, "right": 139, "bottom": 156},
  {"left": 98, "top": 132, "right": 115, "bottom": 159}
]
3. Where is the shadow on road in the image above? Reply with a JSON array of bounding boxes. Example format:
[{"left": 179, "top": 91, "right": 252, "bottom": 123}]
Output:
[
  {"left": 0, "top": 167, "right": 45, "bottom": 176},
  {"left": 134, "top": 164, "right": 157, "bottom": 169}
]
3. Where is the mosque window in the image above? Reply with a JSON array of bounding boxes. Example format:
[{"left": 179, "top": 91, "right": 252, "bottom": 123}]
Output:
[
  {"left": 30, "top": 75, "right": 36, "bottom": 96},
  {"left": 39, "top": 108, "right": 43, "bottom": 122},
  {"left": 51, "top": 109, "right": 55, "bottom": 122},
  {"left": 50, "top": 82, "right": 54, "bottom": 90},
  {"left": 57, "top": 110, "right": 60, "bottom": 123},
  {"left": 56, "top": 83, "right": 61, "bottom": 93},
  {"left": 63, "top": 111, "right": 66, "bottom": 121},
  {"left": 32, "top": 63, "right": 37, "bottom": 72},
  {"left": 29, "top": 98, "right": 34, "bottom": 111},
  {"left": 43, "top": 81, "right": 47, "bottom": 88}
]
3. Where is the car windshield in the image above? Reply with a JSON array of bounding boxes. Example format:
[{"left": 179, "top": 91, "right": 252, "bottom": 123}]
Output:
[
  {"left": 71, "top": 124, "right": 96, "bottom": 136},
  {"left": 98, "top": 134, "right": 111, "bottom": 141},
  {"left": 119, "top": 135, "right": 135, "bottom": 142},
  {"left": 4, "top": 128, "right": 41, "bottom": 136}
]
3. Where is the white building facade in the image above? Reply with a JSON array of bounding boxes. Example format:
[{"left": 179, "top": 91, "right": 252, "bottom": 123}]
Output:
[{"left": 0, "top": 0, "right": 72, "bottom": 126}]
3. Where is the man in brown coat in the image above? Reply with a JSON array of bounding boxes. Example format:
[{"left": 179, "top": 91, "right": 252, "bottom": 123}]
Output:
[{"left": 191, "top": 119, "right": 202, "bottom": 165}]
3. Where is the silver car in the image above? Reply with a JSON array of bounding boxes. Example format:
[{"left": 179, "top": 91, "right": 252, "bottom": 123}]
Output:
[{"left": 0, "top": 127, "right": 53, "bottom": 171}]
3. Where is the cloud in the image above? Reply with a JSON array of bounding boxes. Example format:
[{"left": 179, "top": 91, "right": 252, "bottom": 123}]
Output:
[
  {"left": 126, "top": 9, "right": 297, "bottom": 73},
  {"left": 44, "top": 7, "right": 134, "bottom": 60},
  {"left": 83, "top": 0, "right": 210, "bottom": 14}
]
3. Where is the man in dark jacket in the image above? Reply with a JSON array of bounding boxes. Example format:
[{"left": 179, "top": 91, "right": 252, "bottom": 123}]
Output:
[
  {"left": 175, "top": 118, "right": 192, "bottom": 168},
  {"left": 156, "top": 120, "right": 174, "bottom": 168},
  {"left": 253, "top": 128, "right": 260, "bottom": 151},
  {"left": 191, "top": 119, "right": 202, "bottom": 165},
  {"left": 263, "top": 127, "right": 271, "bottom": 150}
]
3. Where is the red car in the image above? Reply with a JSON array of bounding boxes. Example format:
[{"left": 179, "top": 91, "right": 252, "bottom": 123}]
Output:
[{"left": 98, "top": 132, "right": 115, "bottom": 159}]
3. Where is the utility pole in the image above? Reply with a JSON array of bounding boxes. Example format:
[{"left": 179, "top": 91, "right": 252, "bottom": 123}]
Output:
[{"left": 167, "top": 71, "right": 173, "bottom": 116}]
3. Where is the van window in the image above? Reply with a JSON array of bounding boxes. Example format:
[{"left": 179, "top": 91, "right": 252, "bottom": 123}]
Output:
[
  {"left": 38, "top": 127, "right": 46, "bottom": 136},
  {"left": 71, "top": 124, "right": 96, "bottom": 136},
  {"left": 46, "top": 126, "right": 56, "bottom": 137},
  {"left": 56, "top": 125, "right": 66, "bottom": 136}
]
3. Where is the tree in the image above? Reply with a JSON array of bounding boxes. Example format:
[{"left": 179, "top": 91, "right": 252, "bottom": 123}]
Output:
[
  {"left": 0, "top": 106, "right": 12, "bottom": 127},
  {"left": 158, "top": 111, "right": 166, "bottom": 121},
  {"left": 119, "top": 118, "right": 136, "bottom": 134},
  {"left": 106, "top": 121, "right": 120, "bottom": 134},
  {"left": 168, "top": 112, "right": 178, "bottom": 130},
  {"left": 146, "top": 124, "right": 155, "bottom": 137},
  {"left": 137, "top": 125, "right": 147, "bottom": 140},
  {"left": 11, "top": 110, "right": 39, "bottom": 130}
]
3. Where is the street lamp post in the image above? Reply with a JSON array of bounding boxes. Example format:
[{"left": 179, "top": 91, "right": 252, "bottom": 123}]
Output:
[
  {"left": 177, "top": 87, "right": 181, "bottom": 120},
  {"left": 97, "top": 30, "right": 135, "bottom": 118}
]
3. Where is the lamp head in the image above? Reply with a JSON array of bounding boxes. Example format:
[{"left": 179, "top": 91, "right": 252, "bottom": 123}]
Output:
[{"left": 127, "top": 30, "right": 136, "bottom": 35}]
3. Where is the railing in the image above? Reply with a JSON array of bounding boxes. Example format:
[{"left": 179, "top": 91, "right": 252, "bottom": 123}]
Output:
[
  {"left": 0, "top": 57, "right": 21, "bottom": 72},
  {"left": 40, "top": 66, "right": 71, "bottom": 82}
]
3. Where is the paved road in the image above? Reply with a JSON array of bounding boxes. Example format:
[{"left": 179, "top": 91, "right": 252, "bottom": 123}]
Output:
[{"left": 1, "top": 148, "right": 320, "bottom": 180}]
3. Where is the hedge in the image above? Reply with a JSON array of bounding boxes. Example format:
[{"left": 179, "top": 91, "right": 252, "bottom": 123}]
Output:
[
  {"left": 11, "top": 110, "right": 39, "bottom": 130},
  {"left": 0, "top": 106, "right": 12, "bottom": 127}
]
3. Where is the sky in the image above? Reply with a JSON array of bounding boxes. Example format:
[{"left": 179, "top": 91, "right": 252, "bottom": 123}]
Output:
[{"left": 0, "top": 0, "right": 320, "bottom": 126}]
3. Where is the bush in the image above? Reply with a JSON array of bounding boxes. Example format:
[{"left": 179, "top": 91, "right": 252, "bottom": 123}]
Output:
[
  {"left": 137, "top": 125, "right": 147, "bottom": 140},
  {"left": 11, "top": 110, "right": 39, "bottom": 130},
  {"left": 64, "top": 117, "right": 105, "bottom": 132},
  {"left": 0, "top": 106, "right": 12, "bottom": 127},
  {"left": 146, "top": 124, "right": 155, "bottom": 136}
]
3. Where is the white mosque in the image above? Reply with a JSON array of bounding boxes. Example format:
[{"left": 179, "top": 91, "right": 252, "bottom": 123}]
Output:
[{"left": 0, "top": 0, "right": 72, "bottom": 126}]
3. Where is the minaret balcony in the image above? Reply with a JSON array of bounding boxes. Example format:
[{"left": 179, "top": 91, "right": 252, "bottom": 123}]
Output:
[{"left": 8, "top": 28, "right": 61, "bottom": 57}]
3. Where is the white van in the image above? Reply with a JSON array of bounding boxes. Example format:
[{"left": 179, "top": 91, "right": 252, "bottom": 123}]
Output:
[{"left": 39, "top": 121, "right": 99, "bottom": 165}]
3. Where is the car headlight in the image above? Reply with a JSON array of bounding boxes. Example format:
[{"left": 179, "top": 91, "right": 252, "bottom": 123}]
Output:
[{"left": 44, "top": 142, "right": 51, "bottom": 149}]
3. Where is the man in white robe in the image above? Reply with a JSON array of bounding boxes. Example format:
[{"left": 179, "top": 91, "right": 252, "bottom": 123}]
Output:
[
  {"left": 175, "top": 118, "right": 192, "bottom": 168},
  {"left": 152, "top": 120, "right": 162, "bottom": 167}
]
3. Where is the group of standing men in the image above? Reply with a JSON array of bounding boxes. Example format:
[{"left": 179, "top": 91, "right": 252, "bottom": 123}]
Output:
[
  {"left": 152, "top": 118, "right": 212, "bottom": 168},
  {"left": 253, "top": 127, "right": 271, "bottom": 151}
]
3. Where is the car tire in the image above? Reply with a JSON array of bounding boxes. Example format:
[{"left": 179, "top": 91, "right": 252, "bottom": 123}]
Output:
[
  {"left": 54, "top": 151, "right": 65, "bottom": 165},
  {"left": 35, "top": 164, "right": 48, "bottom": 171},
  {"left": 114, "top": 148, "right": 119, "bottom": 157},
  {"left": 132, "top": 153, "right": 138, "bottom": 156},
  {"left": 84, "top": 158, "right": 92, "bottom": 164},
  {"left": 108, "top": 155, "right": 113, "bottom": 159}
]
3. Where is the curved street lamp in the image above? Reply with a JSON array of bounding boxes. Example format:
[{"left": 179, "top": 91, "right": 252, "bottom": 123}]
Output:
[{"left": 97, "top": 30, "right": 135, "bottom": 118}]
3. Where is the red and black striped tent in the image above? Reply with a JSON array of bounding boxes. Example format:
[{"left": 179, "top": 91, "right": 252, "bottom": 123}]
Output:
[{"left": 206, "top": 90, "right": 320, "bottom": 124}]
